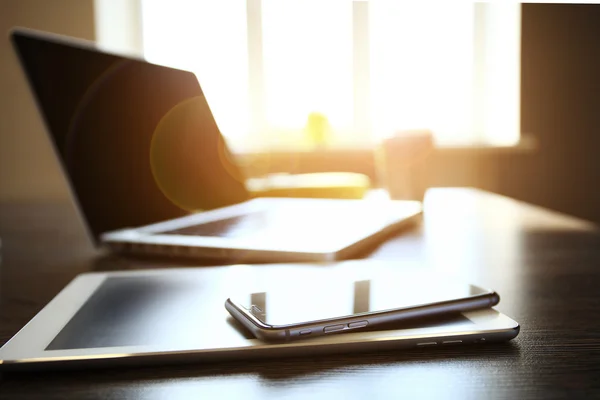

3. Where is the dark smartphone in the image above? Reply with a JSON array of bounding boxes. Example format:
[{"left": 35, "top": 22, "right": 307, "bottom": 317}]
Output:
[{"left": 225, "top": 277, "right": 499, "bottom": 342}]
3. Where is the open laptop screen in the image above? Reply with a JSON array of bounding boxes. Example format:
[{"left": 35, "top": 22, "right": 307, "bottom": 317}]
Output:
[{"left": 11, "top": 30, "right": 250, "bottom": 241}]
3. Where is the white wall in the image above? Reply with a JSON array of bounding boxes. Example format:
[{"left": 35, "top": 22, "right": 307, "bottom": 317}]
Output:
[{"left": 0, "top": 0, "right": 95, "bottom": 201}]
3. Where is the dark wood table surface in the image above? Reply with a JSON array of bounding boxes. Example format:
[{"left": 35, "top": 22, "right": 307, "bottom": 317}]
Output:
[{"left": 0, "top": 188, "right": 599, "bottom": 399}]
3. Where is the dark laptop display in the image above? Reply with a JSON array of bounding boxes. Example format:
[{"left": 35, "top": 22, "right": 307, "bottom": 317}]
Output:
[{"left": 11, "top": 31, "right": 250, "bottom": 241}]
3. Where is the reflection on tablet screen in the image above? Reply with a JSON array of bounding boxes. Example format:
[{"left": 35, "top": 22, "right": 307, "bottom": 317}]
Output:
[{"left": 46, "top": 276, "right": 473, "bottom": 350}]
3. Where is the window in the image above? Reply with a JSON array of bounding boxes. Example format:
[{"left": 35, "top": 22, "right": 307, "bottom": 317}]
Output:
[{"left": 116, "top": 1, "right": 522, "bottom": 151}]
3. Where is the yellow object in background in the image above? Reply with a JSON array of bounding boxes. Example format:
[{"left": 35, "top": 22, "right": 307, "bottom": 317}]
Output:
[
  {"left": 248, "top": 172, "right": 370, "bottom": 199},
  {"left": 305, "top": 112, "right": 331, "bottom": 148}
]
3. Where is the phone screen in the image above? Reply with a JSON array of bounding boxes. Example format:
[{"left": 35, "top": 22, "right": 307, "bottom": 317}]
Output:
[{"left": 235, "top": 278, "right": 490, "bottom": 327}]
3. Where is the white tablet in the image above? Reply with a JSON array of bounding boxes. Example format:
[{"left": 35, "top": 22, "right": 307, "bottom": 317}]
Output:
[{"left": 0, "top": 263, "right": 519, "bottom": 371}]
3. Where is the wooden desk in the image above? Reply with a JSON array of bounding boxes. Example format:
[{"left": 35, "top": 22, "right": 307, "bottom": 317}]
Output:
[{"left": 1, "top": 188, "right": 599, "bottom": 398}]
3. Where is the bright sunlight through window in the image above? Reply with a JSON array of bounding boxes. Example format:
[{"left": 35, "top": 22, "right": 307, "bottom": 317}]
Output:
[{"left": 140, "top": 1, "right": 521, "bottom": 151}]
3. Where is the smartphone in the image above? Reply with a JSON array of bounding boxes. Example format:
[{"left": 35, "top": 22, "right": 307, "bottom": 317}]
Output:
[{"left": 225, "top": 277, "right": 499, "bottom": 342}]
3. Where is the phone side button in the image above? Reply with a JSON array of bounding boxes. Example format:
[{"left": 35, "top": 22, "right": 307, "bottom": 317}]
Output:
[
  {"left": 348, "top": 321, "right": 369, "bottom": 329},
  {"left": 299, "top": 329, "right": 312, "bottom": 336},
  {"left": 416, "top": 342, "right": 437, "bottom": 346},
  {"left": 323, "top": 324, "right": 345, "bottom": 333}
]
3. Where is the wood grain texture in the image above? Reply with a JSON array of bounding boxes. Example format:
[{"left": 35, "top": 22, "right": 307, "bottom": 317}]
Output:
[{"left": 0, "top": 188, "right": 599, "bottom": 399}]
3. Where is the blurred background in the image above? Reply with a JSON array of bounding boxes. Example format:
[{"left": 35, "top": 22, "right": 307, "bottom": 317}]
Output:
[{"left": 1, "top": 1, "right": 599, "bottom": 223}]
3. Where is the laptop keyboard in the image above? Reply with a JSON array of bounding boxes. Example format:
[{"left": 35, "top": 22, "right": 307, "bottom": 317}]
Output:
[
  {"left": 158, "top": 201, "right": 389, "bottom": 241},
  {"left": 160, "top": 211, "right": 269, "bottom": 239}
]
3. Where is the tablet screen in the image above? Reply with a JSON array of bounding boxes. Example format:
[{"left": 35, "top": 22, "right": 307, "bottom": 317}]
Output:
[{"left": 46, "top": 275, "right": 473, "bottom": 350}]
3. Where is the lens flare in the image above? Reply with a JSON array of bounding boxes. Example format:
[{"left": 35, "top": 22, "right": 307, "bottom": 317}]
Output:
[{"left": 150, "top": 96, "right": 246, "bottom": 212}]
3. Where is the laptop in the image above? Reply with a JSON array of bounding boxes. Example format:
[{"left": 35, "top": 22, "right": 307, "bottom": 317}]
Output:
[{"left": 10, "top": 28, "right": 422, "bottom": 263}]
